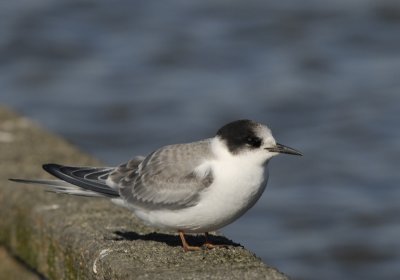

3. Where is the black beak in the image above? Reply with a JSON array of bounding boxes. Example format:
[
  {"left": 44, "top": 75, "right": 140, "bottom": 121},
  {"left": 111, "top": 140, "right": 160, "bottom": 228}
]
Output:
[{"left": 266, "top": 143, "right": 303, "bottom": 156}]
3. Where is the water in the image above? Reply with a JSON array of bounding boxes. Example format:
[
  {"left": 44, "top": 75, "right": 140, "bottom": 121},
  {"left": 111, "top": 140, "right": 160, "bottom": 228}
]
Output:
[{"left": 1, "top": 1, "right": 400, "bottom": 279}]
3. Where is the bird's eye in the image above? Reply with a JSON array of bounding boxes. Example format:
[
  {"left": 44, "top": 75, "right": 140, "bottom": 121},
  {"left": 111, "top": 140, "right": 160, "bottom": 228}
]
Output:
[{"left": 245, "top": 136, "right": 262, "bottom": 148}]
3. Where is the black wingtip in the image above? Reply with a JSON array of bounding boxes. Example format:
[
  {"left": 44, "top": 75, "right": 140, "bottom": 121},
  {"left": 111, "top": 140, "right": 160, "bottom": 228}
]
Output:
[
  {"left": 42, "top": 163, "right": 62, "bottom": 173},
  {"left": 42, "top": 163, "right": 61, "bottom": 171},
  {"left": 40, "top": 163, "right": 119, "bottom": 197}
]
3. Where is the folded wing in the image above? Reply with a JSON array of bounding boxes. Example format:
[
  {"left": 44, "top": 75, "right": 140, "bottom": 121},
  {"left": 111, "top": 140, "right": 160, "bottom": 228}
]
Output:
[{"left": 112, "top": 140, "right": 214, "bottom": 210}]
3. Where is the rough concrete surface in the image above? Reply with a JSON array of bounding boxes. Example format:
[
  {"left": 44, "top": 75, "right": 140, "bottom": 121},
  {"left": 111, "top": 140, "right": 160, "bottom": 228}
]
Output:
[
  {"left": 0, "top": 246, "right": 41, "bottom": 280},
  {"left": 0, "top": 107, "right": 289, "bottom": 280}
]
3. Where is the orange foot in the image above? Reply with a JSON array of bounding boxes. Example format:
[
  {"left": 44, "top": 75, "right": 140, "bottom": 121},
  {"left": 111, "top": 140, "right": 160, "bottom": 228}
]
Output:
[
  {"left": 178, "top": 231, "right": 202, "bottom": 252},
  {"left": 203, "top": 232, "right": 228, "bottom": 250},
  {"left": 203, "top": 242, "right": 228, "bottom": 250}
]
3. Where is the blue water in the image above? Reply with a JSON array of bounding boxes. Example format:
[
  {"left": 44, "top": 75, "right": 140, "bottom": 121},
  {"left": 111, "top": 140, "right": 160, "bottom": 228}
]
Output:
[{"left": 1, "top": 1, "right": 400, "bottom": 279}]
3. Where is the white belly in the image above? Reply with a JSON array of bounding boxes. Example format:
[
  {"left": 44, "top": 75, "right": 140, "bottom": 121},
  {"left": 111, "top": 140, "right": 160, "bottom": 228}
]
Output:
[{"left": 133, "top": 160, "right": 269, "bottom": 233}]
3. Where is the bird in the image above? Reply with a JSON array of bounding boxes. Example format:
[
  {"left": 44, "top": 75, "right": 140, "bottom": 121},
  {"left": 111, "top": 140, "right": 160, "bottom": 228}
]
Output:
[{"left": 10, "top": 119, "right": 302, "bottom": 251}]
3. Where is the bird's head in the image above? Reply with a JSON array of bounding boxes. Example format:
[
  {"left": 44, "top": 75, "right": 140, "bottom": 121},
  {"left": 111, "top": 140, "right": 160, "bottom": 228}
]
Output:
[{"left": 215, "top": 119, "right": 302, "bottom": 164}]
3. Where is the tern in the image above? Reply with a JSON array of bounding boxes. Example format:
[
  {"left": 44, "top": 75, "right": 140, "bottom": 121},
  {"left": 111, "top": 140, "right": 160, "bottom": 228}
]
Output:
[{"left": 10, "top": 119, "right": 302, "bottom": 251}]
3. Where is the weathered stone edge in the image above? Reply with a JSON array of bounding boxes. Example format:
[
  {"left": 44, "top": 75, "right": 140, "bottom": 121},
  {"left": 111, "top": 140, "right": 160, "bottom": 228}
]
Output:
[{"left": 0, "top": 106, "right": 289, "bottom": 280}]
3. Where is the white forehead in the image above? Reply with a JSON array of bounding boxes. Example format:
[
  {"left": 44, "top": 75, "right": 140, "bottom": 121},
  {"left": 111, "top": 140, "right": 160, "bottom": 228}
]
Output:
[{"left": 254, "top": 124, "right": 276, "bottom": 146}]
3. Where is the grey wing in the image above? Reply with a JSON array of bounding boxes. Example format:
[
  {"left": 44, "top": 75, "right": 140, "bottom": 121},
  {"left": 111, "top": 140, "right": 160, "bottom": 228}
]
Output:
[{"left": 110, "top": 140, "right": 214, "bottom": 210}]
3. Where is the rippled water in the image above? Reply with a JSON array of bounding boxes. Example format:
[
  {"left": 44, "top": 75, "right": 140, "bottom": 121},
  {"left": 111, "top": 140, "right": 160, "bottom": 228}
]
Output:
[{"left": 1, "top": 1, "right": 400, "bottom": 279}]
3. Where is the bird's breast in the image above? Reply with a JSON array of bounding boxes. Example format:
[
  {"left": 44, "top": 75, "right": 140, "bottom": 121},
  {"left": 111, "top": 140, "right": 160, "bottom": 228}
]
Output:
[
  {"left": 193, "top": 160, "right": 269, "bottom": 229},
  {"left": 208, "top": 160, "right": 268, "bottom": 206}
]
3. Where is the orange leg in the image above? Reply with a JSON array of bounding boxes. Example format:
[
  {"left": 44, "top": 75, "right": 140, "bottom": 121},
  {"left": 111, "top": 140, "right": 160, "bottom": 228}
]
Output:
[
  {"left": 178, "top": 231, "right": 202, "bottom": 252},
  {"left": 203, "top": 232, "right": 228, "bottom": 249}
]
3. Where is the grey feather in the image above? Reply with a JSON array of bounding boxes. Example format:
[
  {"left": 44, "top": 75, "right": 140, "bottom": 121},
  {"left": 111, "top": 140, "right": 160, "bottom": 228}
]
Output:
[
  {"left": 108, "top": 156, "right": 144, "bottom": 183},
  {"left": 111, "top": 140, "right": 214, "bottom": 210}
]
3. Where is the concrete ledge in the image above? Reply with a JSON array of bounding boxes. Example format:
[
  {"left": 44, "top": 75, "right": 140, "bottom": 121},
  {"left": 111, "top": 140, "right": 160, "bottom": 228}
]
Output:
[
  {"left": 0, "top": 107, "right": 288, "bottom": 280},
  {"left": 0, "top": 246, "right": 41, "bottom": 280}
]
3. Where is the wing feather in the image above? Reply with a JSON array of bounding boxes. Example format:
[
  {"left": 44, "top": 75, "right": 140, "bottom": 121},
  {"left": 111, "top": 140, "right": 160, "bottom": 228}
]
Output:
[
  {"left": 113, "top": 140, "right": 214, "bottom": 210},
  {"left": 42, "top": 164, "right": 119, "bottom": 197},
  {"left": 11, "top": 140, "right": 214, "bottom": 209}
]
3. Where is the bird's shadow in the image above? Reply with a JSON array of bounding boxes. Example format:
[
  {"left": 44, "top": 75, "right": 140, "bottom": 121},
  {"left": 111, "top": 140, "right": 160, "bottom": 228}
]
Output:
[{"left": 111, "top": 230, "right": 241, "bottom": 248}]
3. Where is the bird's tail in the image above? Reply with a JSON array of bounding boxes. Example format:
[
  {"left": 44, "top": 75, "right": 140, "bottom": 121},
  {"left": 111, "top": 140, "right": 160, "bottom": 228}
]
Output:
[{"left": 9, "top": 163, "right": 120, "bottom": 198}]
